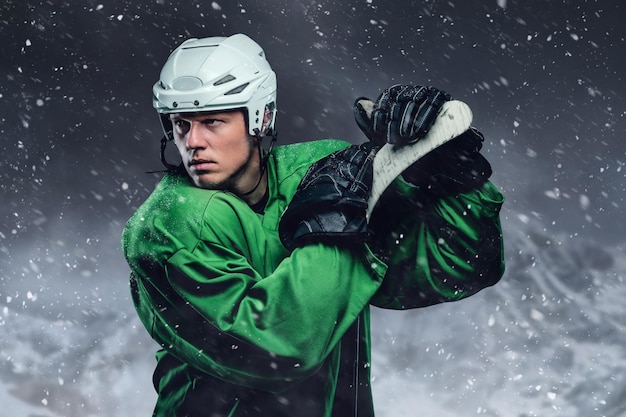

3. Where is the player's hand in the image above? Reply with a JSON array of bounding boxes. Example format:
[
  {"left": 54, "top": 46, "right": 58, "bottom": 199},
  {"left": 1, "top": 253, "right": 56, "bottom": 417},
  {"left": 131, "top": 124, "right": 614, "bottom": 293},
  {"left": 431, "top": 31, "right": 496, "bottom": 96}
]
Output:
[
  {"left": 279, "top": 143, "right": 376, "bottom": 250},
  {"left": 354, "top": 84, "right": 450, "bottom": 145}
]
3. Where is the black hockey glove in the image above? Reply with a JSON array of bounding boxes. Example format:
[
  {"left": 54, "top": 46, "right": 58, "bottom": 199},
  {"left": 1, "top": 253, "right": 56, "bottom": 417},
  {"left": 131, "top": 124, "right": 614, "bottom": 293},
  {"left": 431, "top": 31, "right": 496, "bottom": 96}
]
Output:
[
  {"left": 402, "top": 127, "right": 493, "bottom": 197},
  {"left": 279, "top": 143, "right": 377, "bottom": 251},
  {"left": 354, "top": 84, "right": 451, "bottom": 145}
]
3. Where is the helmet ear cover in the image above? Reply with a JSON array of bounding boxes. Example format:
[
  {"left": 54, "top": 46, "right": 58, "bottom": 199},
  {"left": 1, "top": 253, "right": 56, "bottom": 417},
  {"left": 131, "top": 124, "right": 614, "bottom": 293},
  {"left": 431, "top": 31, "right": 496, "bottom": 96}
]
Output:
[{"left": 257, "top": 101, "right": 276, "bottom": 138}]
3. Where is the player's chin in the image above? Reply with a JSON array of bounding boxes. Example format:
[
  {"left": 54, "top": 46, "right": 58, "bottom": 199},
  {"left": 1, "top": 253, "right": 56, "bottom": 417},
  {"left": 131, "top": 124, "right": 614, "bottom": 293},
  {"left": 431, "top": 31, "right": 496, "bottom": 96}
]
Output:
[
  {"left": 194, "top": 181, "right": 222, "bottom": 190},
  {"left": 192, "top": 173, "right": 225, "bottom": 190}
]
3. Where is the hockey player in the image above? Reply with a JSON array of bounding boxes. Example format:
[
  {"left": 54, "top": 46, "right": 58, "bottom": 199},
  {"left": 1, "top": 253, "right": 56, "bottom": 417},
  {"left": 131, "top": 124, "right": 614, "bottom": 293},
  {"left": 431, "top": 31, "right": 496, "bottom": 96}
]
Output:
[{"left": 122, "top": 33, "right": 505, "bottom": 417}]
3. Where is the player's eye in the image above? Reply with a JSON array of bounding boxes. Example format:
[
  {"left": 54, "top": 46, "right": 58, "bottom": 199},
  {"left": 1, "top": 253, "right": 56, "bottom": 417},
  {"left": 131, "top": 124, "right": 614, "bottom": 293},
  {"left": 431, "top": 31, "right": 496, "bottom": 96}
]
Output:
[
  {"left": 202, "top": 118, "right": 221, "bottom": 126},
  {"left": 172, "top": 119, "right": 190, "bottom": 132}
]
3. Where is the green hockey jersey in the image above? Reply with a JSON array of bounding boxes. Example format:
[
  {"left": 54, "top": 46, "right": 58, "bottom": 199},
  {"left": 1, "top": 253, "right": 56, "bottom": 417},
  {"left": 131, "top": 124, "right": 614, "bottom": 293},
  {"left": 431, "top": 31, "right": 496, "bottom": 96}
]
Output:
[{"left": 122, "top": 139, "right": 505, "bottom": 417}]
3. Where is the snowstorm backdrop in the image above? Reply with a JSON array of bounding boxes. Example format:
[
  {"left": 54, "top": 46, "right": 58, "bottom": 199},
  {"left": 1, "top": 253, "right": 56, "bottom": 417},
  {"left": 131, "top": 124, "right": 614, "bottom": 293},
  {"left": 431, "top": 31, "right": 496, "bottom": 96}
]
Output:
[{"left": 1, "top": 0, "right": 625, "bottom": 416}]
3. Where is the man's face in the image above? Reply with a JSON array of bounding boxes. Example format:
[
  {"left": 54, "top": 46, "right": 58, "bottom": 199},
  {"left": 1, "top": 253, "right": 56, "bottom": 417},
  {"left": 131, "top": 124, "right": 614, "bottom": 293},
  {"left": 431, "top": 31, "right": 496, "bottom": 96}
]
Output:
[{"left": 169, "top": 110, "right": 257, "bottom": 191}]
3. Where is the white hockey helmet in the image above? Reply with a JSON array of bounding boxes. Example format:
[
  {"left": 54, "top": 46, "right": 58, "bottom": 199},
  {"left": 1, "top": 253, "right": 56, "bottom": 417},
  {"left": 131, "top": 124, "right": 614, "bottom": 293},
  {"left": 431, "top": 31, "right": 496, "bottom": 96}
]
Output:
[{"left": 153, "top": 34, "right": 277, "bottom": 137}]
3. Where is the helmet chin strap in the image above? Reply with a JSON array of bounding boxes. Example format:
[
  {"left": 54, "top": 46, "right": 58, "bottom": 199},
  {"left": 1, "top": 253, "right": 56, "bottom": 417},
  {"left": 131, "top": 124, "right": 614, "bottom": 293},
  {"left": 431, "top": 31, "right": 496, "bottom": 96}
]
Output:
[
  {"left": 239, "top": 128, "right": 277, "bottom": 197},
  {"left": 159, "top": 134, "right": 181, "bottom": 171},
  {"left": 146, "top": 134, "right": 181, "bottom": 174}
]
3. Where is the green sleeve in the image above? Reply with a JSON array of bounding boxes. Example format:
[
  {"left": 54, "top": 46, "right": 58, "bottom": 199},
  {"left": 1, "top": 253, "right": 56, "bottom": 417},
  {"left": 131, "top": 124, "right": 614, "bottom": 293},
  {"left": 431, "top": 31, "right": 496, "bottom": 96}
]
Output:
[
  {"left": 368, "top": 179, "right": 505, "bottom": 309},
  {"left": 124, "top": 185, "right": 385, "bottom": 392}
]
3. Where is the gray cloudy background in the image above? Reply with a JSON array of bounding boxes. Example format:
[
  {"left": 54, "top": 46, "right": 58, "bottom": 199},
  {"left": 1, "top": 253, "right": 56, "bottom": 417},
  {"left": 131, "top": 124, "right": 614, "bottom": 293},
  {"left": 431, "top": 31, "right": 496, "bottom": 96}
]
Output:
[{"left": 1, "top": 0, "right": 625, "bottom": 416}]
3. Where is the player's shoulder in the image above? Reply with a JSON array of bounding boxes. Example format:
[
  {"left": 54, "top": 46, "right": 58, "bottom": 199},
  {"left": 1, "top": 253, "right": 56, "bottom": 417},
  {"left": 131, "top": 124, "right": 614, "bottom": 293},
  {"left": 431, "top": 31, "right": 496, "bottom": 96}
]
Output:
[
  {"left": 271, "top": 139, "right": 350, "bottom": 173},
  {"left": 139, "top": 172, "right": 246, "bottom": 219},
  {"left": 274, "top": 139, "right": 350, "bottom": 157}
]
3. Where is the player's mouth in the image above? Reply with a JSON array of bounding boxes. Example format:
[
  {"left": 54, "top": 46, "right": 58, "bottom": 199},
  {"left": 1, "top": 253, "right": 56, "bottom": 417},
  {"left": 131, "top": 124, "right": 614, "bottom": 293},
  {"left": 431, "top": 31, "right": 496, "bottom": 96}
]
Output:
[{"left": 189, "top": 159, "right": 217, "bottom": 171}]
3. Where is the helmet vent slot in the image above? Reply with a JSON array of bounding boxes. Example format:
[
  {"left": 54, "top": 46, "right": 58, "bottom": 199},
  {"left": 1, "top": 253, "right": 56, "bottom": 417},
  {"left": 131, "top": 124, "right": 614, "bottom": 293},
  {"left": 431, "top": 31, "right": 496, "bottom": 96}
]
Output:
[
  {"left": 213, "top": 74, "right": 236, "bottom": 86},
  {"left": 225, "top": 83, "right": 249, "bottom": 95}
]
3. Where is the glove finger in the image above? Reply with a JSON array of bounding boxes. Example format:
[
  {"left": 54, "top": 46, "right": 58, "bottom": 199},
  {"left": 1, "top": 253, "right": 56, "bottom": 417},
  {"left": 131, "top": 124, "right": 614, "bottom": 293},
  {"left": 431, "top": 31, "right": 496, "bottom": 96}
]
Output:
[
  {"left": 372, "top": 108, "right": 388, "bottom": 136},
  {"left": 374, "top": 88, "right": 393, "bottom": 110},
  {"left": 396, "top": 86, "right": 428, "bottom": 142},
  {"left": 397, "top": 86, "right": 430, "bottom": 142},
  {"left": 349, "top": 143, "right": 375, "bottom": 194},
  {"left": 373, "top": 85, "right": 408, "bottom": 138},
  {"left": 396, "top": 85, "right": 427, "bottom": 104},
  {"left": 399, "top": 100, "right": 422, "bottom": 140},
  {"left": 411, "top": 88, "right": 450, "bottom": 139},
  {"left": 373, "top": 90, "right": 394, "bottom": 136},
  {"left": 375, "top": 84, "right": 403, "bottom": 110},
  {"left": 387, "top": 100, "right": 405, "bottom": 144}
]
